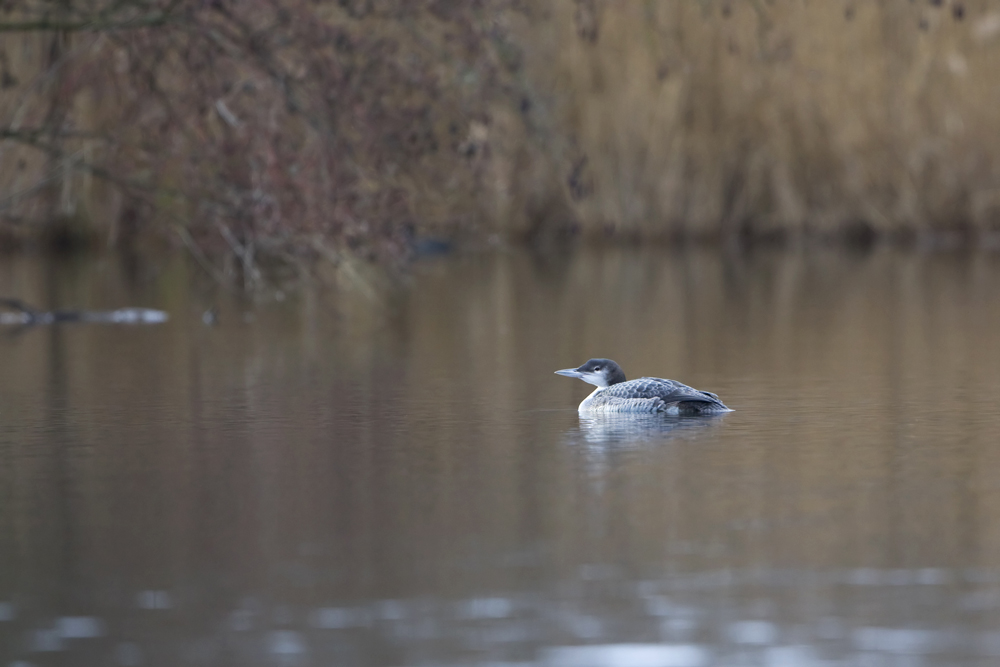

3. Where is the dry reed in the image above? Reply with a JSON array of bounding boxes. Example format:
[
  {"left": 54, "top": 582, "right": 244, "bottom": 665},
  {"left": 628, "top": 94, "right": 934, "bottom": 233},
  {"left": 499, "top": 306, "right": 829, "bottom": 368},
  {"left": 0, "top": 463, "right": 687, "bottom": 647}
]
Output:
[
  {"left": 3, "top": 0, "right": 1000, "bottom": 259},
  {"left": 512, "top": 0, "right": 1000, "bottom": 242}
]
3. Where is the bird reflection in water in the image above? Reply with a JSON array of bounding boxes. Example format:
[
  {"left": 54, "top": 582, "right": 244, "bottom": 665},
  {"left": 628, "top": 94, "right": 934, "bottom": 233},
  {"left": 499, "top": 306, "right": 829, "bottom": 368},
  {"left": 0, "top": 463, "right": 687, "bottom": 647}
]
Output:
[
  {"left": 563, "top": 413, "right": 729, "bottom": 487},
  {"left": 573, "top": 412, "right": 728, "bottom": 446}
]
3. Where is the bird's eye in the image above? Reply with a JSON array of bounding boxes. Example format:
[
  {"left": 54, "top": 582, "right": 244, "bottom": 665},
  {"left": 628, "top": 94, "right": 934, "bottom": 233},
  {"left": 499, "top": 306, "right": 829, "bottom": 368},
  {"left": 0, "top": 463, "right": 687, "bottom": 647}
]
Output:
[{"left": 593, "top": 366, "right": 601, "bottom": 371}]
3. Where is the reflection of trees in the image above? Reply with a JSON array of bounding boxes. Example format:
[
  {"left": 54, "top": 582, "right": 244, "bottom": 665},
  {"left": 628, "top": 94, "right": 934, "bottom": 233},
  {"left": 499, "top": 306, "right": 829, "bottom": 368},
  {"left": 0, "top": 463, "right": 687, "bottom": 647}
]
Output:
[{"left": 0, "top": 1, "right": 522, "bottom": 275}]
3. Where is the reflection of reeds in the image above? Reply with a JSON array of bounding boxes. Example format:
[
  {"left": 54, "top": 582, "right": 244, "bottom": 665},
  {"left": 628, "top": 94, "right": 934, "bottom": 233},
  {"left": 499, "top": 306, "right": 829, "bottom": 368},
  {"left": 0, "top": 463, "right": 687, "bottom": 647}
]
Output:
[{"left": 6, "top": 247, "right": 1000, "bottom": 615}]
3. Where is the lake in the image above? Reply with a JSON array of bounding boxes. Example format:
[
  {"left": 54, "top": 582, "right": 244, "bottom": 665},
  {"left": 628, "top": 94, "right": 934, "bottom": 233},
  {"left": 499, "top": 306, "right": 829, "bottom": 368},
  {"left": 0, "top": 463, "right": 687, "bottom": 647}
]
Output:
[{"left": 2, "top": 246, "right": 1000, "bottom": 666}]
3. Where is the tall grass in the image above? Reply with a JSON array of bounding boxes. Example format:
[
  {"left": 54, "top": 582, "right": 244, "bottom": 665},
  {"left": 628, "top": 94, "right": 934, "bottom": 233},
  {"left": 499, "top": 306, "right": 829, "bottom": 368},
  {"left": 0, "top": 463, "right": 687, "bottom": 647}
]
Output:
[
  {"left": 514, "top": 0, "right": 1000, "bottom": 242},
  {"left": 3, "top": 0, "right": 1000, "bottom": 257}
]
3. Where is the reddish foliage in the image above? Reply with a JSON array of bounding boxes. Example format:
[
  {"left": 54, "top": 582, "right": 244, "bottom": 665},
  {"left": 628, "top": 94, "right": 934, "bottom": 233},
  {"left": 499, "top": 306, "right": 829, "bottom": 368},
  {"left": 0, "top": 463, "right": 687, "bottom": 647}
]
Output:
[{"left": 1, "top": 0, "right": 525, "bottom": 262}]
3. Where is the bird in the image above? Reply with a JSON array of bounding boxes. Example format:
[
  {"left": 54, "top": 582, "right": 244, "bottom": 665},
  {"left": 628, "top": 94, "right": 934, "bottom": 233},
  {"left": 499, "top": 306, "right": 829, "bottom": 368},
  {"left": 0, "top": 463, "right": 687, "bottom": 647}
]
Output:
[{"left": 555, "top": 358, "right": 732, "bottom": 415}]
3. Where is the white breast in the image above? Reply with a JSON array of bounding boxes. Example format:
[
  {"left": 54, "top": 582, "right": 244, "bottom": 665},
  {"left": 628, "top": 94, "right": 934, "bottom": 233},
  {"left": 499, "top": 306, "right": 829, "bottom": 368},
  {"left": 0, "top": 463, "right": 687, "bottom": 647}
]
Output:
[{"left": 577, "top": 387, "right": 606, "bottom": 413}]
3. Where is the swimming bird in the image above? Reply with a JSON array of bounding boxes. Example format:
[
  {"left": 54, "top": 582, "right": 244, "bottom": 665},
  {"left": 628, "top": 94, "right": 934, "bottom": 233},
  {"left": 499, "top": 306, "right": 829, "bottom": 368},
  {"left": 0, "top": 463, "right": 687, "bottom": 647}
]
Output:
[{"left": 555, "top": 358, "right": 732, "bottom": 414}]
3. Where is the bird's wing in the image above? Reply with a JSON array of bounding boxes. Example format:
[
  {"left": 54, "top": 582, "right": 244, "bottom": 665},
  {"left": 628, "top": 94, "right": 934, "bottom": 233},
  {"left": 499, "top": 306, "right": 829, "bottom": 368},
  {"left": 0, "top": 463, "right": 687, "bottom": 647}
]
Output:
[
  {"left": 638, "top": 377, "right": 730, "bottom": 409},
  {"left": 589, "top": 378, "right": 729, "bottom": 413},
  {"left": 585, "top": 391, "right": 666, "bottom": 414},
  {"left": 586, "top": 378, "right": 684, "bottom": 413},
  {"left": 602, "top": 378, "right": 678, "bottom": 400}
]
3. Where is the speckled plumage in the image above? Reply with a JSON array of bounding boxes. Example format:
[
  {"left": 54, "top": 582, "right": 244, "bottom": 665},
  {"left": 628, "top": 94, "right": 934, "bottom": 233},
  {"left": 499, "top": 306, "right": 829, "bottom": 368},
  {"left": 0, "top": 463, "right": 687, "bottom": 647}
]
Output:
[
  {"left": 583, "top": 377, "right": 729, "bottom": 414},
  {"left": 555, "top": 358, "right": 731, "bottom": 414}
]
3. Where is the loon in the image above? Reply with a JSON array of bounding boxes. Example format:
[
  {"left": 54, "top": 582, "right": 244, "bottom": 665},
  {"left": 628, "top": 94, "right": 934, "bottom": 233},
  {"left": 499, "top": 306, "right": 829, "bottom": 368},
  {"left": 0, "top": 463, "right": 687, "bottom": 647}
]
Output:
[{"left": 555, "top": 358, "right": 732, "bottom": 414}]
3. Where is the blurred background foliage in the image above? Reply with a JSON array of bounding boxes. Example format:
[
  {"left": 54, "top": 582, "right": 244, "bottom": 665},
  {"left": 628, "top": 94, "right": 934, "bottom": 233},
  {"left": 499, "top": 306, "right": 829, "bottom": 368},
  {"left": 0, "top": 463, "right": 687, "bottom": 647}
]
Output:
[{"left": 2, "top": 0, "right": 999, "bottom": 269}]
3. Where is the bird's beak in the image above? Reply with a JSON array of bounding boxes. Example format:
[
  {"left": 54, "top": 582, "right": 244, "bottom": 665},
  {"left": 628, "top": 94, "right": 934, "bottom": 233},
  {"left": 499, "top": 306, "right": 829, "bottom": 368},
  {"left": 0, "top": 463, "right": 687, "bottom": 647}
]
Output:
[{"left": 555, "top": 368, "right": 583, "bottom": 379}]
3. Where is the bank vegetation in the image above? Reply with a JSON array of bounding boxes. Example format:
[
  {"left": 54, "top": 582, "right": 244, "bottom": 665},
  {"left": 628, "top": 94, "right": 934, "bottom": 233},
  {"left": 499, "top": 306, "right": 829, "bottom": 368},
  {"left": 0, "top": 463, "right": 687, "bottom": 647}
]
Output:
[{"left": 2, "top": 0, "right": 1000, "bottom": 277}]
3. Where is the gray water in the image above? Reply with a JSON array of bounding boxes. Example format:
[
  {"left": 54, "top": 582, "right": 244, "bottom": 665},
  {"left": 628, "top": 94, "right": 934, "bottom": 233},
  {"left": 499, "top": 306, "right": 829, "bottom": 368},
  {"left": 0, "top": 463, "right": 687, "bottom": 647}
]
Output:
[{"left": 3, "top": 247, "right": 1000, "bottom": 667}]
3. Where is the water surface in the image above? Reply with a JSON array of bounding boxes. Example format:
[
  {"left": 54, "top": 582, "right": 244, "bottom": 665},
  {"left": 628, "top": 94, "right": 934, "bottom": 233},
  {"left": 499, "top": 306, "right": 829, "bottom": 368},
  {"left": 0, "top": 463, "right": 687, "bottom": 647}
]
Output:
[{"left": 2, "top": 247, "right": 1000, "bottom": 666}]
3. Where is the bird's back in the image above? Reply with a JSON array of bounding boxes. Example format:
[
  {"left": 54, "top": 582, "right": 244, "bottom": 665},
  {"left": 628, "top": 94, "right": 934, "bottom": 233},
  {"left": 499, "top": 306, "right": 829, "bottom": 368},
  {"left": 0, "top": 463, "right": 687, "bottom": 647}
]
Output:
[{"left": 584, "top": 377, "right": 731, "bottom": 414}]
